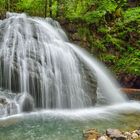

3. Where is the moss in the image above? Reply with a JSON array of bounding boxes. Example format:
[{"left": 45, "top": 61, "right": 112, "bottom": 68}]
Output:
[
  {"left": 100, "top": 54, "right": 117, "bottom": 65},
  {"left": 114, "top": 49, "right": 140, "bottom": 75}
]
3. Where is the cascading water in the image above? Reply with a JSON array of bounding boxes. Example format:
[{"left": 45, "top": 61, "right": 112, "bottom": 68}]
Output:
[
  {"left": 0, "top": 12, "right": 127, "bottom": 117},
  {"left": 68, "top": 44, "right": 127, "bottom": 104}
]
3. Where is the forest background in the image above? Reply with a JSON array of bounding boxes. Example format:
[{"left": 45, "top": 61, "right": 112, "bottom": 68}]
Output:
[{"left": 0, "top": 0, "right": 140, "bottom": 88}]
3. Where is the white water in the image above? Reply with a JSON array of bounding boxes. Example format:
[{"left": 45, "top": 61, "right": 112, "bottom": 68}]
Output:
[
  {"left": 0, "top": 13, "right": 97, "bottom": 111},
  {"left": 0, "top": 101, "right": 140, "bottom": 122},
  {"left": 0, "top": 12, "right": 131, "bottom": 118},
  {"left": 68, "top": 44, "right": 127, "bottom": 103}
]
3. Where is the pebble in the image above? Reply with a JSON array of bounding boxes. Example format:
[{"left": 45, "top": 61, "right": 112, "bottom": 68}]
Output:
[
  {"left": 131, "top": 132, "right": 138, "bottom": 139},
  {"left": 98, "top": 135, "right": 110, "bottom": 140},
  {"left": 123, "top": 131, "right": 131, "bottom": 139},
  {"left": 84, "top": 128, "right": 140, "bottom": 140},
  {"left": 136, "top": 130, "right": 140, "bottom": 135}
]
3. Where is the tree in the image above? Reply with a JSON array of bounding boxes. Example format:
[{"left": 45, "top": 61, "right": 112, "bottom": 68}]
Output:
[
  {"left": 49, "top": 0, "right": 52, "bottom": 17},
  {"left": 5, "top": 0, "right": 10, "bottom": 11},
  {"left": 44, "top": 0, "right": 47, "bottom": 17}
]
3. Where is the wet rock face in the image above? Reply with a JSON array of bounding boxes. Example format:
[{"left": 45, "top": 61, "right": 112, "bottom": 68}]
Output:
[
  {"left": 128, "top": 0, "right": 139, "bottom": 7},
  {"left": 16, "top": 94, "right": 34, "bottom": 112},
  {"left": 0, "top": 93, "right": 34, "bottom": 117},
  {"left": 0, "top": 96, "right": 18, "bottom": 116},
  {"left": 6, "top": 102, "right": 18, "bottom": 115},
  {"left": 119, "top": 74, "right": 140, "bottom": 89},
  {"left": 0, "top": 96, "right": 8, "bottom": 105},
  {"left": 21, "top": 94, "right": 34, "bottom": 112},
  {"left": 0, "top": 13, "right": 97, "bottom": 109},
  {"left": 122, "top": 88, "right": 140, "bottom": 101},
  {"left": 0, "top": 96, "right": 8, "bottom": 116},
  {"left": 78, "top": 59, "right": 97, "bottom": 105}
]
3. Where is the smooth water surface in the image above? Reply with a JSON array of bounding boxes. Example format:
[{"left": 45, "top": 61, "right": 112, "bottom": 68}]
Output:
[{"left": 0, "top": 101, "right": 140, "bottom": 140}]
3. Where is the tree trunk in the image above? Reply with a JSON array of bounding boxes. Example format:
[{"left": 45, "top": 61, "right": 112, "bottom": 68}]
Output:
[
  {"left": 45, "top": 0, "right": 47, "bottom": 17},
  {"left": 49, "top": 0, "right": 52, "bottom": 17},
  {"left": 56, "top": 0, "right": 59, "bottom": 17},
  {"left": 5, "top": 0, "right": 10, "bottom": 11}
]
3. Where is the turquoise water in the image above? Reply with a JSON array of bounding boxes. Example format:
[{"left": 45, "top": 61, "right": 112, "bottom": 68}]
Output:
[
  {"left": 0, "top": 103, "right": 140, "bottom": 140},
  {"left": 0, "top": 117, "right": 122, "bottom": 140}
]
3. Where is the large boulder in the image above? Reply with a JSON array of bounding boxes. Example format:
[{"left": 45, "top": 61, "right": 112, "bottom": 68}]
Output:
[
  {"left": 0, "top": 96, "right": 18, "bottom": 116},
  {"left": 16, "top": 94, "right": 34, "bottom": 112},
  {"left": 106, "top": 129, "right": 126, "bottom": 140},
  {"left": 6, "top": 101, "right": 18, "bottom": 115},
  {"left": 83, "top": 129, "right": 100, "bottom": 140},
  {"left": 0, "top": 96, "right": 8, "bottom": 105}
]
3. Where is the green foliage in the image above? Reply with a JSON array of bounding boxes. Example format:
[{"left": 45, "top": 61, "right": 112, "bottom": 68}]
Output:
[
  {"left": 124, "top": 7, "right": 140, "bottom": 23},
  {"left": 115, "top": 49, "right": 140, "bottom": 75},
  {"left": 100, "top": 54, "right": 117, "bottom": 64},
  {"left": 0, "top": 0, "right": 139, "bottom": 76},
  {"left": 97, "top": 0, "right": 117, "bottom": 12},
  {"left": 105, "top": 34, "right": 125, "bottom": 50},
  {"left": 93, "top": 39, "right": 106, "bottom": 52},
  {"left": 16, "top": 0, "right": 33, "bottom": 11},
  {"left": 67, "top": 2, "right": 140, "bottom": 76},
  {"left": 16, "top": 0, "right": 45, "bottom": 16},
  {"left": 78, "top": 27, "right": 91, "bottom": 38},
  {"left": 98, "top": 26, "right": 109, "bottom": 34},
  {"left": 77, "top": 27, "right": 106, "bottom": 52},
  {"left": 82, "top": 11, "right": 105, "bottom": 24},
  {"left": 65, "top": 0, "right": 118, "bottom": 24},
  {"left": 0, "top": 0, "right": 4, "bottom": 5},
  {"left": 0, "top": 0, "right": 5, "bottom": 13},
  {"left": 63, "top": 0, "right": 92, "bottom": 18}
]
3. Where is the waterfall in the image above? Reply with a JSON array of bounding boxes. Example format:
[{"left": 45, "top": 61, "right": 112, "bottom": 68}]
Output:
[
  {"left": 68, "top": 44, "right": 127, "bottom": 104},
  {"left": 0, "top": 13, "right": 127, "bottom": 117}
]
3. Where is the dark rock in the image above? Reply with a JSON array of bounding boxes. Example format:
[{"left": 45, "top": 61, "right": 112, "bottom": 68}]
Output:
[
  {"left": 58, "top": 18, "right": 68, "bottom": 26},
  {"left": 119, "top": 74, "right": 140, "bottom": 89},
  {"left": 20, "top": 94, "right": 34, "bottom": 112},
  {"left": 66, "top": 23, "right": 77, "bottom": 33},
  {"left": 0, "top": 96, "right": 8, "bottom": 105},
  {"left": 0, "top": 103, "right": 5, "bottom": 115},
  {"left": 0, "top": 96, "right": 18, "bottom": 116},
  {"left": 128, "top": 0, "right": 139, "bottom": 7},
  {"left": 72, "top": 33, "right": 81, "bottom": 41},
  {"left": 6, "top": 102, "right": 18, "bottom": 115}
]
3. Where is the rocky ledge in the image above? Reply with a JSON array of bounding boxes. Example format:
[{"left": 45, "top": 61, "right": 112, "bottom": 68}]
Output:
[
  {"left": 0, "top": 96, "right": 18, "bottom": 117},
  {"left": 83, "top": 128, "right": 140, "bottom": 140},
  {"left": 121, "top": 88, "right": 140, "bottom": 101}
]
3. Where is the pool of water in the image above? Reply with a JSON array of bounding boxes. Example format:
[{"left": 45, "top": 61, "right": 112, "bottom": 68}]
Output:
[{"left": 0, "top": 102, "right": 140, "bottom": 140}]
